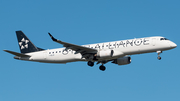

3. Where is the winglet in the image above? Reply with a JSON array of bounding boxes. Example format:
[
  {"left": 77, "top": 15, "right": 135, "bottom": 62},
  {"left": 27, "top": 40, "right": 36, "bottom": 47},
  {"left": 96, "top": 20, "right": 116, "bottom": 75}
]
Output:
[{"left": 48, "top": 33, "right": 58, "bottom": 41}]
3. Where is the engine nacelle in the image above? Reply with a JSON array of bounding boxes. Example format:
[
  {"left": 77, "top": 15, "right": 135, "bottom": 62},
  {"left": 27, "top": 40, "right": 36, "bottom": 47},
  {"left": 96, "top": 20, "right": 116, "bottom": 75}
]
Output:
[
  {"left": 112, "top": 56, "right": 131, "bottom": 65},
  {"left": 96, "top": 50, "right": 113, "bottom": 59}
]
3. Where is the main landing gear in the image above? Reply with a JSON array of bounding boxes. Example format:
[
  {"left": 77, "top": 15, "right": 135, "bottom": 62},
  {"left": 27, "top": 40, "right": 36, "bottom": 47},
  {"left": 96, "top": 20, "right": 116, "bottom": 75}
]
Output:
[
  {"left": 87, "top": 61, "right": 106, "bottom": 71},
  {"left": 99, "top": 65, "right": 106, "bottom": 71},
  {"left": 87, "top": 61, "right": 94, "bottom": 67},
  {"left": 157, "top": 51, "right": 162, "bottom": 60}
]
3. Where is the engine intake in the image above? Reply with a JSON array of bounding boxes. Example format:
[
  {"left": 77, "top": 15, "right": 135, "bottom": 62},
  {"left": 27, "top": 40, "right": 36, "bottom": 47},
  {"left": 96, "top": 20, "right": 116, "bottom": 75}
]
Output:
[{"left": 112, "top": 56, "right": 131, "bottom": 65}]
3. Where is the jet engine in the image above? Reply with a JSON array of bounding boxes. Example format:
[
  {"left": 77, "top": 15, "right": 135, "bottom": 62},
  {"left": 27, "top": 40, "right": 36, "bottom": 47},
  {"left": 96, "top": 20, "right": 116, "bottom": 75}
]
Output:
[{"left": 112, "top": 56, "right": 131, "bottom": 65}]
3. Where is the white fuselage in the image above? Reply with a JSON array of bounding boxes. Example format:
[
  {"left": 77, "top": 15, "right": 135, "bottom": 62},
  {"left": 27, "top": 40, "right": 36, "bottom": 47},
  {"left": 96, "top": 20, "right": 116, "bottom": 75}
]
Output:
[{"left": 19, "top": 36, "right": 176, "bottom": 63}]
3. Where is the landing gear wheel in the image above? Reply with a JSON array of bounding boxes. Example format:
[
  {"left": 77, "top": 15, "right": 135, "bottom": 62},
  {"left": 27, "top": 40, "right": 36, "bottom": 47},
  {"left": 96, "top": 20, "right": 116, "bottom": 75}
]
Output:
[
  {"left": 87, "top": 61, "right": 94, "bottom": 67},
  {"left": 157, "top": 51, "right": 162, "bottom": 60},
  {"left": 99, "top": 65, "right": 106, "bottom": 71},
  {"left": 158, "top": 56, "right": 161, "bottom": 60}
]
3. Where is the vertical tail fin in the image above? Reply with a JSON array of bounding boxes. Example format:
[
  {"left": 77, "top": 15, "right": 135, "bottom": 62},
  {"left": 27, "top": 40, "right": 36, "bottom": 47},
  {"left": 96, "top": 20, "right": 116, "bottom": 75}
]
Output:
[{"left": 16, "top": 31, "right": 43, "bottom": 53}]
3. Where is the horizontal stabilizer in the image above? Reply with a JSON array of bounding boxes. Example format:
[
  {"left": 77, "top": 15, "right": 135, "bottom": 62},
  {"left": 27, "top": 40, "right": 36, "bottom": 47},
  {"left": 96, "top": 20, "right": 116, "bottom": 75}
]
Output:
[{"left": 4, "top": 50, "right": 30, "bottom": 57}]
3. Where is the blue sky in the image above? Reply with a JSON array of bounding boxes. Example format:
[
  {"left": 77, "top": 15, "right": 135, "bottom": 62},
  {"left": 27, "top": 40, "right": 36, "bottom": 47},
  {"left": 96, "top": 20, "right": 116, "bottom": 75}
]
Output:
[{"left": 0, "top": 0, "right": 180, "bottom": 101}]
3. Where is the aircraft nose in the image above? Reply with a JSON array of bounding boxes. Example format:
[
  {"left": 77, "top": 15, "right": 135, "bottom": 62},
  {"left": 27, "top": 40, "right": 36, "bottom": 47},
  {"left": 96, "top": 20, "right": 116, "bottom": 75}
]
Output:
[{"left": 170, "top": 42, "right": 177, "bottom": 48}]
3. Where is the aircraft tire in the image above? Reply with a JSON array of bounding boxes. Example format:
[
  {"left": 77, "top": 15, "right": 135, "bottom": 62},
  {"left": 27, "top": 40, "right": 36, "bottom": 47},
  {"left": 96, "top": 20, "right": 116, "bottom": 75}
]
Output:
[
  {"left": 158, "top": 56, "right": 161, "bottom": 60},
  {"left": 87, "top": 61, "right": 94, "bottom": 67},
  {"left": 99, "top": 65, "right": 106, "bottom": 71}
]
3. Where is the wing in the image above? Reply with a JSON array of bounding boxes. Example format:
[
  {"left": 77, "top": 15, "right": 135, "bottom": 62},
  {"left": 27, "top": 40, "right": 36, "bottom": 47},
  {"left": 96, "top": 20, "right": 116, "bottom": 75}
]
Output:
[{"left": 48, "top": 33, "right": 97, "bottom": 54}]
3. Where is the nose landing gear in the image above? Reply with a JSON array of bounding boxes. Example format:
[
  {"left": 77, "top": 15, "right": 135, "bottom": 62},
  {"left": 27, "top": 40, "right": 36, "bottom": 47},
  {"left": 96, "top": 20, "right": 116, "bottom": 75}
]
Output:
[{"left": 157, "top": 51, "right": 162, "bottom": 60}]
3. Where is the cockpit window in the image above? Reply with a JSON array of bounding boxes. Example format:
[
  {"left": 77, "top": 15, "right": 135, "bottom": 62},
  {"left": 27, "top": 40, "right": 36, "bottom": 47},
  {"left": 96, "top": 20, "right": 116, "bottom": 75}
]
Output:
[
  {"left": 160, "top": 38, "right": 169, "bottom": 40},
  {"left": 160, "top": 38, "right": 164, "bottom": 40}
]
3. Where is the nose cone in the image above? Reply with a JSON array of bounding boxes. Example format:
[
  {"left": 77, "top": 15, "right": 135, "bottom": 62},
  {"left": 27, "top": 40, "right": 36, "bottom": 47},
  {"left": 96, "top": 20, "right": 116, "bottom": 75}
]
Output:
[{"left": 170, "top": 42, "right": 177, "bottom": 48}]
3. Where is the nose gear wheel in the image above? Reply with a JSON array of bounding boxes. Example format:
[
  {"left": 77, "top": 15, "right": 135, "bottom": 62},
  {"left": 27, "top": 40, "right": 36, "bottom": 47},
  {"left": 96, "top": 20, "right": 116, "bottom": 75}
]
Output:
[{"left": 157, "top": 51, "right": 162, "bottom": 60}]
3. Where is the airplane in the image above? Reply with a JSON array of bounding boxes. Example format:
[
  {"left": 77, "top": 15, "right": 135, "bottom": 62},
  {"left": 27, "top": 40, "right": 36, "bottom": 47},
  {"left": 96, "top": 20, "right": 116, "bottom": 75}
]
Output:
[{"left": 4, "top": 31, "right": 177, "bottom": 71}]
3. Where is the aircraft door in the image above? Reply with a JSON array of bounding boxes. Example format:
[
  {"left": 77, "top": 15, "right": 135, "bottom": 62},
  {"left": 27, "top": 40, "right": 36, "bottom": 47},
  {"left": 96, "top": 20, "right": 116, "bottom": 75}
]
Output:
[
  {"left": 152, "top": 38, "right": 156, "bottom": 46},
  {"left": 43, "top": 51, "right": 47, "bottom": 59}
]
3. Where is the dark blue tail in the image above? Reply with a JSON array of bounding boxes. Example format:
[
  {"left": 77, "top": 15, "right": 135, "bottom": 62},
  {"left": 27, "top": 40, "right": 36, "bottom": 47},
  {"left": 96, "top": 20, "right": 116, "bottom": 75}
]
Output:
[{"left": 16, "top": 31, "right": 44, "bottom": 53}]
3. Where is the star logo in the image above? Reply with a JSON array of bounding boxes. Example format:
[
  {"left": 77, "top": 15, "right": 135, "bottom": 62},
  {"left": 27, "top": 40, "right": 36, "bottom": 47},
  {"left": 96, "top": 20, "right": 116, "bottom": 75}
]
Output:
[{"left": 19, "top": 38, "right": 29, "bottom": 49}]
